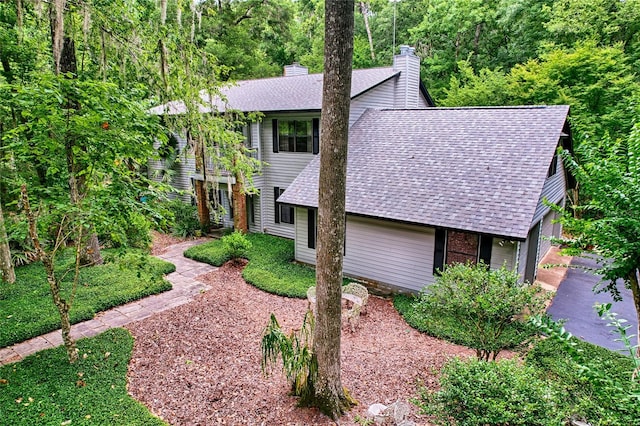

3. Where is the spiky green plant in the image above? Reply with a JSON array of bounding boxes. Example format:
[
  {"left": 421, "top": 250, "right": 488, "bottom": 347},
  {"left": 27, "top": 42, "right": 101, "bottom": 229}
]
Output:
[{"left": 261, "top": 310, "right": 317, "bottom": 401}]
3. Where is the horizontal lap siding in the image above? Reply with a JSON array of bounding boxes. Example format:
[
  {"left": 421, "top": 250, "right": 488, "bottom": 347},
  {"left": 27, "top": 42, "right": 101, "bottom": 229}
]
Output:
[
  {"left": 248, "top": 193, "right": 262, "bottom": 234},
  {"left": 294, "top": 211, "right": 435, "bottom": 292},
  {"left": 349, "top": 79, "right": 396, "bottom": 127},
  {"left": 344, "top": 217, "right": 434, "bottom": 292},
  {"left": 295, "top": 208, "right": 316, "bottom": 264},
  {"left": 539, "top": 210, "right": 556, "bottom": 258},
  {"left": 261, "top": 116, "right": 318, "bottom": 240},
  {"left": 532, "top": 157, "right": 566, "bottom": 225},
  {"left": 490, "top": 239, "right": 518, "bottom": 270}
]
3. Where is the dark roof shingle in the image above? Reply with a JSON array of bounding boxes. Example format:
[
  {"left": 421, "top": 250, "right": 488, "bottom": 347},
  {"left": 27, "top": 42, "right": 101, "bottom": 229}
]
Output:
[
  {"left": 278, "top": 106, "right": 570, "bottom": 240},
  {"left": 149, "top": 67, "right": 399, "bottom": 114}
]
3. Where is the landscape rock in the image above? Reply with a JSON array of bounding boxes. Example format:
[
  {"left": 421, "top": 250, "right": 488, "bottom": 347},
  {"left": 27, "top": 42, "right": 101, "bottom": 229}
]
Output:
[{"left": 367, "top": 403, "right": 387, "bottom": 418}]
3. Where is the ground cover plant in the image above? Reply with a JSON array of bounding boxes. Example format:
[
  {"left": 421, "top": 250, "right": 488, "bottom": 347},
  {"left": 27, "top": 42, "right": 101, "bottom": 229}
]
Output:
[
  {"left": 526, "top": 336, "right": 640, "bottom": 425},
  {"left": 185, "top": 233, "right": 336, "bottom": 298},
  {"left": 0, "top": 251, "right": 174, "bottom": 347},
  {"left": 395, "top": 262, "right": 546, "bottom": 360},
  {"left": 0, "top": 328, "right": 166, "bottom": 425}
]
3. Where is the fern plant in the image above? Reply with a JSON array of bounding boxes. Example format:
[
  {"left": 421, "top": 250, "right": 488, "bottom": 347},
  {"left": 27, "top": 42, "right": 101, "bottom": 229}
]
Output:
[{"left": 261, "top": 310, "right": 317, "bottom": 402}]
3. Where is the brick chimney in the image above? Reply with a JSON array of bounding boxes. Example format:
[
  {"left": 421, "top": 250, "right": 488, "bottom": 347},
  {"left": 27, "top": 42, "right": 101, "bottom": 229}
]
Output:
[
  {"left": 392, "top": 45, "right": 421, "bottom": 108},
  {"left": 284, "top": 62, "right": 309, "bottom": 77}
]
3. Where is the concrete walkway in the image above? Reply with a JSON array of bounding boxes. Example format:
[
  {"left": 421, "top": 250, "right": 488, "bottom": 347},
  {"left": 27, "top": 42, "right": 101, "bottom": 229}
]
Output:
[{"left": 0, "top": 240, "right": 216, "bottom": 366}]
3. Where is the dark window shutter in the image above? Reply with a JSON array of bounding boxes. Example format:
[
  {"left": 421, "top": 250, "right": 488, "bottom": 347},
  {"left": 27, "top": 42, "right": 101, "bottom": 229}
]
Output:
[
  {"left": 272, "top": 119, "right": 279, "bottom": 153},
  {"left": 274, "top": 187, "right": 280, "bottom": 223},
  {"left": 433, "top": 228, "right": 446, "bottom": 275},
  {"left": 307, "top": 209, "right": 316, "bottom": 249},
  {"left": 479, "top": 236, "right": 493, "bottom": 265},
  {"left": 312, "top": 118, "right": 320, "bottom": 155}
]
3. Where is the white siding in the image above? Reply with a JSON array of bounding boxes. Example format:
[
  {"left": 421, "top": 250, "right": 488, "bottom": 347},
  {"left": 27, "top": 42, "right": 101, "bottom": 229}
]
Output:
[
  {"left": 294, "top": 208, "right": 316, "bottom": 265},
  {"left": 539, "top": 210, "right": 556, "bottom": 257},
  {"left": 393, "top": 53, "right": 421, "bottom": 108},
  {"left": 260, "top": 114, "right": 319, "bottom": 239},
  {"left": 349, "top": 79, "right": 397, "bottom": 127},
  {"left": 294, "top": 209, "right": 435, "bottom": 293},
  {"left": 248, "top": 192, "right": 262, "bottom": 234},
  {"left": 490, "top": 239, "right": 518, "bottom": 270},
  {"left": 531, "top": 155, "right": 566, "bottom": 225}
]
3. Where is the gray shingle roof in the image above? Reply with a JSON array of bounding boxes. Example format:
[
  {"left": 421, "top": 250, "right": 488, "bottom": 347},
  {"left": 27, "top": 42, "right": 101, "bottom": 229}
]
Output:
[
  {"left": 278, "top": 106, "right": 570, "bottom": 240},
  {"left": 148, "top": 67, "right": 399, "bottom": 115}
]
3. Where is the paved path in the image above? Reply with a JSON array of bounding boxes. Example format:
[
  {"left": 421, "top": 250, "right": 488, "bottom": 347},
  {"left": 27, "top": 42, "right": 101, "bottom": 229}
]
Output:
[
  {"left": 547, "top": 255, "right": 638, "bottom": 353},
  {"left": 0, "top": 240, "right": 216, "bottom": 366}
]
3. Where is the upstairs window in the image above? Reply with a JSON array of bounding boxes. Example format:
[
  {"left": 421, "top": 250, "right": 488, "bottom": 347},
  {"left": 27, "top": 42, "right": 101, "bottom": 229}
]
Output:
[
  {"left": 272, "top": 118, "right": 319, "bottom": 154},
  {"left": 547, "top": 154, "right": 558, "bottom": 177}
]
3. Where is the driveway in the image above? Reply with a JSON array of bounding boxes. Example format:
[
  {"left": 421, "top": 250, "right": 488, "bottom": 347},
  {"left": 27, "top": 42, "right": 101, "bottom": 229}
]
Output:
[{"left": 547, "top": 255, "right": 638, "bottom": 353}]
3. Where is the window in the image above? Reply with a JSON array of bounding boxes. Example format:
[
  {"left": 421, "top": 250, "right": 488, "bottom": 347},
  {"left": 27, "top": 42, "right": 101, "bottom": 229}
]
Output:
[
  {"left": 274, "top": 187, "right": 294, "bottom": 224},
  {"left": 272, "top": 118, "right": 319, "bottom": 154},
  {"left": 547, "top": 153, "right": 558, "bottom": 177},
  {"left": 433, "top": 229, "right": 492, "bottom": 274},
  {"left": 308, "top": 208, "right": 317, "bottom": 249},
  {"left": 247, "top": 193, "right": 256, "bottom": 225}
]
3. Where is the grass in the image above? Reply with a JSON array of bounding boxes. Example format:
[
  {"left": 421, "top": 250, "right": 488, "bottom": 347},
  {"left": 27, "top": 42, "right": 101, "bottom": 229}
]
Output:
[
  {"left": 0, "top": 250, "right": 175, "bottom": 348},
  {"left": 184, "top": 233, "right": 347, "bottom": 298},
  {"left": 0, "top": 328, "right": 166, "bottom": 425}
]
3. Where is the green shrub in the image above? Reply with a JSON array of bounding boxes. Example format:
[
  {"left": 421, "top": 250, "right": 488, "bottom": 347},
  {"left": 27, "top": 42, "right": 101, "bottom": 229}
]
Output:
[
  {"left": 165, "top": 199, "right": 201, "bottom": 237},
  {"left": 526, "top": 337, "right": 640, "bottom": 425},
  {"left": 221, "top": 231, "right": 252, "bottom": 260},
  {"left": 398, "top": 262, "right": 547, "bottom": 360},
  {"left": 103, "top": 211, "right": 153, "bottom": 249},
  {"left": 418, "top": 357, "right": 565, "bottom": 426}
]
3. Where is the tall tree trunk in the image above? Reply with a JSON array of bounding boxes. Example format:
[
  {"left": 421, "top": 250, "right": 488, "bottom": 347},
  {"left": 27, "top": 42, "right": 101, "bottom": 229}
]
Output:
[
  {"left": 311, "top": 0, "right": 356, "bottom": 419},
  {"left": 232, "top": 154, "right": 248, "bottom": 233},
  {"left": 22, "top": 185, "right": 78, "bottom": 363},
  {"left": 359, "top": 1, "right": 375, "bottom": 61},
  {"left": 473, "top": 22, "right": 483, "bottom": 59},
  {"left": 59, "top": 36, "right": 103, "bottom": 266},
  {"left": 192, "top": 134, "right": 210, "bottom": 228},
  {"left": 0, "top": 195, "right": 15, "bottom": 284}
]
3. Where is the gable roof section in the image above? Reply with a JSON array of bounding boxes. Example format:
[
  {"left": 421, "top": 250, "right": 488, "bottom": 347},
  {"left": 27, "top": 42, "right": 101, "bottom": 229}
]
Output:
[
  {"left": 149, "top": 67, "right": 400, "bottom": 115},
  {"left": 278, "top": 105, "right": 570, "bottom": 240}
]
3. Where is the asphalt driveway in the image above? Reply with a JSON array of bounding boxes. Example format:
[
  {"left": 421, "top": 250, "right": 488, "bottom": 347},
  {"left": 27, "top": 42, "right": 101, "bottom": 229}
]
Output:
[{"left": 547, "top": 255, "right": 638, "bottom": 353}]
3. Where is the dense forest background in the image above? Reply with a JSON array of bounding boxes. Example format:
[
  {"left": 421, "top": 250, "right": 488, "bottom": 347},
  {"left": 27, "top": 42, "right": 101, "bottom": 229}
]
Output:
[{"left": 0, "top": 0, "right": 639, "bottom": 250}]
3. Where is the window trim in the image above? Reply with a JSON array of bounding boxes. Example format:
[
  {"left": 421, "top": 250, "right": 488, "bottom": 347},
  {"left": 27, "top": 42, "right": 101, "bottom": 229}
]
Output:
[
  {"left": 274, "top": 187, "right": 294, "bottom": 224},
  {"left": 272, "top": 118, "right": 319, "bottom": 154},
  {"left": 433, "top": 228, "right": 493, "bottom": 274}
]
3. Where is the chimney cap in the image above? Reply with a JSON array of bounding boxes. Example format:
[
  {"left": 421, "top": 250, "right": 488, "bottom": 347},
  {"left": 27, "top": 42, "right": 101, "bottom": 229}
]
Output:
[{"left": 399, "top": 45, "right": 415, "bottom": 56}]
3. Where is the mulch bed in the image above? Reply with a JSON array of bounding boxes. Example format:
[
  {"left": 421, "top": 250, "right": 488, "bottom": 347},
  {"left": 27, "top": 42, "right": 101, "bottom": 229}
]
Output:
[{"left": 125, "top": 258, "right": 473, "bottom": 425}]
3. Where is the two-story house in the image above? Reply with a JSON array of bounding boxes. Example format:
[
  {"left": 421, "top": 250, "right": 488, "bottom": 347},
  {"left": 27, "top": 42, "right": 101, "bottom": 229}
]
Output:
[{"left": 150, "top": 46, "right": 572, "bottom": 293}]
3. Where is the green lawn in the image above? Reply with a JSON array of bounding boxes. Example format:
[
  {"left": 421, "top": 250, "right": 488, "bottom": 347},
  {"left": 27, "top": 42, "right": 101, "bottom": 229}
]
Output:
[
  {"left": 0, "top": 251, "right": 175, "bottom": 348},
  {"left": 0, "top": 328, "right": 166, "bottom": 425},
  {"left": 184, "top": 233, "right": 347, "bottom": 298}
]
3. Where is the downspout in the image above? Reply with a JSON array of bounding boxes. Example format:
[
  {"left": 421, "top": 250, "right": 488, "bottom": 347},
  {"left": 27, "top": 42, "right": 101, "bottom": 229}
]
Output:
[{"left": 515, "top": 241, "right": 522, "bottom": 280}]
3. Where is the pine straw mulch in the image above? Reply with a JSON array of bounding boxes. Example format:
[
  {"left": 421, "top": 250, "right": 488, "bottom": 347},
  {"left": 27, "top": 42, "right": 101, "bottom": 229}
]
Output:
[{"left": 125, "top": 258, "right": 475, "bottom": 425}]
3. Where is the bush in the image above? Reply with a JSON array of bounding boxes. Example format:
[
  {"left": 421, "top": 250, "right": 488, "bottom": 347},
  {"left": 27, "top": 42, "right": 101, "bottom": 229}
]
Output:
[
  {"left": 165, "top": 199, "right": 201, "bottom": 237},
  {"left": 103, "top": 211, "right": 153, "bottom": 249},
  {"left": 418, "top": 358, "right": 565, "bottom": 426},
  {"left": 221, "top": 231, "right": 252, "bottom": 260},
  {"left": 397, "top": 262, "right": 547, "bottom": 360},
  {"left": 526, "top": 337, "right": 640, "bottom": 425}
]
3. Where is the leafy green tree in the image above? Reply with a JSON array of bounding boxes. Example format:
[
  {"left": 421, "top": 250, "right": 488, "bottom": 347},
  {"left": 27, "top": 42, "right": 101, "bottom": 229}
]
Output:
[{"left": 558, "top": 111, "right": 640, "bottom": 358}]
